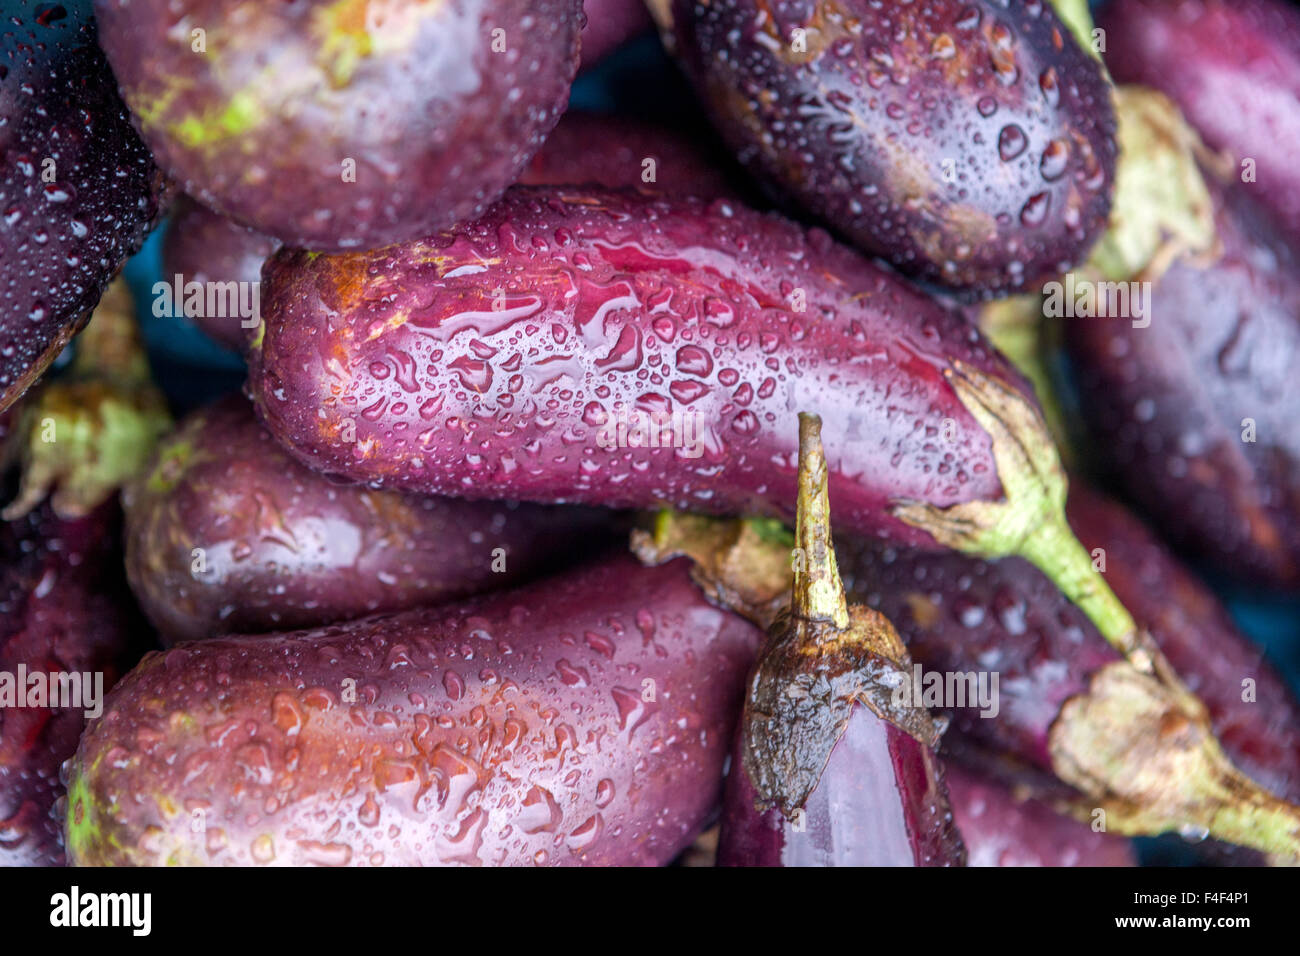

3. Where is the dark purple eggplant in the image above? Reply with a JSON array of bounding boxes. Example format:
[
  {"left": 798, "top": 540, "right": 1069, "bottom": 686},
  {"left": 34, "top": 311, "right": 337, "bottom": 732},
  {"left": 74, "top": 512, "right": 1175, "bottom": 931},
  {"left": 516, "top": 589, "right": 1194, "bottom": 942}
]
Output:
[
  {"left": 160, "top": 196, "right": 281, "bottom": 352},
  {"left": 1101, "top": 0, "right": 1300, "bottom": 251},
  {"left": 652, "top": 0, "right": 1117, "bottom": 294},
  {"left": 249, "top": 185, "right": 1148, "bottom": 663},
  {"left": 1066, "top": 167, "right": 1300, "bottom": 588},
  {"left": 0, "top": 0, "right": 169, "bottom": 413},
  {"left": 93, "top": 0, "right": 581, "bottom": 251},
  {"left": 1, "top": 500, "right": 143, "bottom": 866},
  {"left": 836, "top": 483, "right": 1300, "bottom": 858},
  {"left": 124, "top": 393, "right": 618, "bottom": 644},
  {"left": 718, "top": 414, "right": 965, "bottom": 867},
  {"left": 944, "top": 763, "right": 1134, "bottom": 867},
  {"left": 520, "top": 111, "right": 737, "bottom": 199},
  {"left": 581, "top": 0, "right": 653, "bottom": 69},
  {"left": 65, "top": 553, "right": 763, "bottom": 866}
]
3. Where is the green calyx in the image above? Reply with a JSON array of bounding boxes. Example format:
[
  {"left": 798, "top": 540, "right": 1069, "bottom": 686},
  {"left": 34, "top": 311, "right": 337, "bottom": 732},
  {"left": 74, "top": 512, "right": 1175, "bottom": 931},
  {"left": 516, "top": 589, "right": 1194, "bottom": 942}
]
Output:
[{"left": 1049, "top": 0, "right": 1102, "bottom": 63}]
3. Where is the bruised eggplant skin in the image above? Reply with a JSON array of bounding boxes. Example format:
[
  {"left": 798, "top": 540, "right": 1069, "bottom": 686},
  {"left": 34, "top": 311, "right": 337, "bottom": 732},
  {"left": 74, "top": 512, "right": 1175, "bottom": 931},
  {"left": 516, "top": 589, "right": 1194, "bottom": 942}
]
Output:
[
  {"left": 250, "top": 186, "right": 1028, "bottom": 550},
  {"left": 1067, "top": 173, "right": 1300, "bottom": 588},
  {"left": 1101, "top": 0, "right": 1300, "bottom": 250},
  {"left": 0, "top": 0, "right": 168, "bottom": 413},
  {"left": 521, "top": 111, "right": 737, "bottom": 200},
  {"left": 65, "top": 556, "right": 763, "bottom": 866},
  {"left": 124, "top": 394, "right": 617, "bottom": 645},
  {"left": 718, "top": 708, "right": 965, "bottom": 866},
  {"left": 663, "top": 0, "right": 1117, "bottom": 294},
  {"left": 161, "top": 197, "right": 280, "bottom": 352},
  {"left": 1, "top": 501, "right": 142, "bottom": 866},
  {"left": 841, "top": 486, "right": 1300, "bottom": 805},
  {"left": 944, "top": 763, "right": 1134, "bottom": 867},
  {"left": 580, "top": 0, "right": 653, "bottom": 69},
  {"left": 93, "top": 0, "right": 581, "bottom": 251}
]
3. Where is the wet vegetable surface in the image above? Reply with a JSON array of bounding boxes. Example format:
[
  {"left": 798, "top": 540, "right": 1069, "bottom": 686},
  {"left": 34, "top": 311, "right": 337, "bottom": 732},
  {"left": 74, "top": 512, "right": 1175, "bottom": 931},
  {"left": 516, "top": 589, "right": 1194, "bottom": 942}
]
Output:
[
  {"left": 94, "top": 0, "right": 582, "bottom": 250},
  {"left": 0, "top": 0, "right": 169, "bottom": 413},
  {"left": 661, "top": 0, "right": 1117, "bottom": 293},
  {"left": 250, "top": 185, "right": 1026, "bottom": 550},
  {"left": 124, "top": 394, "right": 618, "bottom": 644},
  {"left": 65, "top": 555, "right": 763, "bottom": 866}
]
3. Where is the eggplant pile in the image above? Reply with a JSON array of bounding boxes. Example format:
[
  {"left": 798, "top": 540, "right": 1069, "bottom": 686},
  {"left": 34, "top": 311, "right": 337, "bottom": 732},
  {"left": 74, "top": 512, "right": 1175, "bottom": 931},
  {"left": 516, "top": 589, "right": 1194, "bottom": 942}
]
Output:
[{"left": 1, "top": 0, "right": 1299, "bottom": 871}]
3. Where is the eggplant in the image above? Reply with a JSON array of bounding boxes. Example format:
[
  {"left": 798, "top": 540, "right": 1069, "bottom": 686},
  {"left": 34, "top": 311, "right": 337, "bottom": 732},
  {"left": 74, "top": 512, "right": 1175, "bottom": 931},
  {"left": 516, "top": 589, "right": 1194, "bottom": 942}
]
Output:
[
  {"left": 944, "top": 763, "right": 1135, "bottom": 867},
  {"left": 1, "top": 500, "right": 143, "bottom": 866},
  {"left": 651, "top": 0, "right": 1118, "bottom": 294},
  {"left": 0, "top": 0, "right": 169, "bottom": 413},
  {"left": 717, "top": 415, "right": 965, "bottom": 867},
  {"left": 1101, "top": 0, "right": 1300, "bottom": 250},
  {"left": 249, "top": 185, "right": 1146, "bottom": 665},
  {"left": 521, "top": 111, "right": 737, "bottom": 199},
  {"left": 1066, "top": 168, "right": 1300, "bottom": 588},
  {"left": 124, "top": 394, "right": 618, "bottom": 644},
  {"left": 160, "top": 197, "right": 281, "bottom": 353},
  {"left": 64, "top": 554, "right": 763, "bottom": 866},
  {"left": 581, "top": 0, "right": 653, "bottom": 69},
  {"left": 93, "top": 0, "right": 582, "bottom": 250}
]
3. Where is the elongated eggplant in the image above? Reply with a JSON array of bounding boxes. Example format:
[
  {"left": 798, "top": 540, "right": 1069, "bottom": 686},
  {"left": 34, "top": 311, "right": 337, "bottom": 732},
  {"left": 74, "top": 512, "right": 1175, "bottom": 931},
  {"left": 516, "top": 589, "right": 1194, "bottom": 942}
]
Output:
[
  {"left": 651, "top": 0, "right": 1117, "bottom": 294},
  {"left": 1066, "top": 169, "right": 1300, "bottom": 588},
  {"left": 581, "top": 0, "right": 653, "bottom": 69},
  {"left": 65, "top": 554, "right": 763, "bottom": 866},
  {"left": 161, "top": 197, "right": 281, "bottom": 353},
  {"left": 250, "top": 185, "right": 1145, "bottom": 664},
  {"left": 944, "top": 763, "right": 1134, "bottom": 867},
  {"left": 0, "top": 0, "right": 168, "bottom": 413},
  {"left": 93, "top": 0, "right": 581, "bottom": 251},
  {"left": 717, "top": 415, "right": 965, "bottom": 867},
  {"left": 836, "top": 485, "right": 1300, "bottom": 856},
  {"left": 1, "top": 500, "right": 142, "bottom": 866},
  {"left": 124, "top": 394, "right": 618, "bottom": 644},
  {"left": 521, "top": 111, "right": 736, "bottom": 199},
  {"left": 1101, "top": 0, "right": 1300, "bottom": 250}
]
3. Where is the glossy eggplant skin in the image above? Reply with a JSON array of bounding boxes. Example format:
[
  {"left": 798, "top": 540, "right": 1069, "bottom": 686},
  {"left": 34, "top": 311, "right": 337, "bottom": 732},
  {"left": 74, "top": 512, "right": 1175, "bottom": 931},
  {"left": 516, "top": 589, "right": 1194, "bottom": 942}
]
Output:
[
  {"left": 93, "top": 0, "right": 581, "bottom": 251},
  {"left": 664, "top": 0, "right": 1117, "bottom": 294},
  {"left": 1067, "top": 173, "right": 1300, "bottom": 588},
  {"left": 1, "top": 501, "right": 142, "bottom": 866},
  {"left": 123, "top": 394, "right": 617, "bottom": 645},
  {"left": 717, "top": 706, "right": 965, "bottom": 866},
  {"left": 520, "top": 111, "right": 736, "bottom": 199},
  {"left": 944, "top": 762, "right": 1134, "bottom": 867},
  {"left": 250, "top": 186, "right": 1027, "bottom": 550},
  {"left": 841, "top": 485, "right": 1300, "bottom": 804},
  {"left": 580, "top": 0, "right": 652, "bottom": 69},
  {"left": 64, "top": 556, "right": 764, "bottom": 867},
  {"left": 0, "top": 0, "right": 168, "bottom": 413},
  {"left": 161, "top": 197, "right": 280, "bottom": 352},
  {"left": 1101, "top": 0, "right": 1300, "bottom": 250}
]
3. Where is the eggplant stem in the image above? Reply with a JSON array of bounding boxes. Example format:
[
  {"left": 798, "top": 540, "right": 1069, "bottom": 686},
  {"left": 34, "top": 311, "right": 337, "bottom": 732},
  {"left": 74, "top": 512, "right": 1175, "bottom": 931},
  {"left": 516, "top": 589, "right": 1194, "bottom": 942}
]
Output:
[{"left": 793, "top": 413, "right": 849, "bottom": 629}]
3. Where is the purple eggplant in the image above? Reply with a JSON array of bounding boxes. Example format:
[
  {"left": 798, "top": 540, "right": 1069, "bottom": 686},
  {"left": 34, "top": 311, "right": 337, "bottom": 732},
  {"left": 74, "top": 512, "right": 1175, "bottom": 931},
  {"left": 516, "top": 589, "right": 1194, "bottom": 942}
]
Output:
[
  {"left": 124, "top": 394, "right": 618, "bottom": 644},
  {"left": 1101, "top": 0, "right": 1300, "bottom": 251},
  {"left": 160, "top": 197, "right": 281, "bottom": 352},
  {"left": 1, "top": 500, "right": 143, "bottom": 866},
  {"left": 715, "top": 414, "right": 965, "bottom": 867},
  {"left": 65, "top": 554, "right": 763, "bottom": 866},
  {"left": 0, "top": 0, "right": 169, "bottom": 413},
  {"left": 1066, "top": 168, "right": 1300, "bottom": 588},
  {"left": 520, "top": 111, "right": 737, "bottom": 200},
  {"left": 93, "top": 0, "right": 581, "bottom": 251},
  {"left": 944, "top": 763, "right": 1134, "bottom": 867},
  {"left": 652, "top": 0, "right": 1118, "bottom": 294},
  {"left": 581, "top": 0, "right": 653, "bottom": 69}
]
